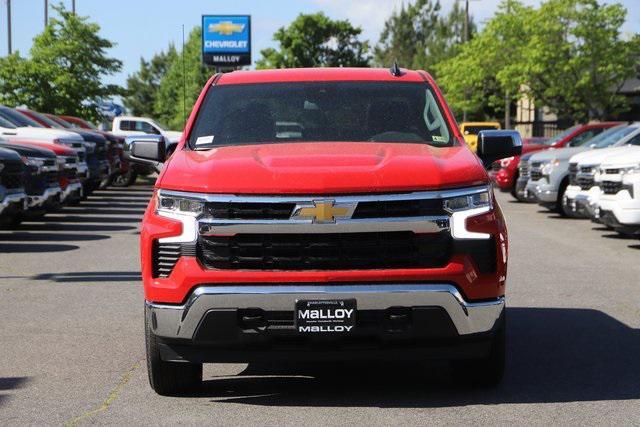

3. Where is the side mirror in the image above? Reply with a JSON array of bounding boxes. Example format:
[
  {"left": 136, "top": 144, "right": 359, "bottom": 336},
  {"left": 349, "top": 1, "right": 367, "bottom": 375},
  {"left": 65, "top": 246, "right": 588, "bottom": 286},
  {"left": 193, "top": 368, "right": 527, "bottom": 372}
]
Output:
[
  {"left": 476, "top": 130, "right": 523, "bottom": 168},
  {"left": 123, "top": 135, "right": 166, "bottom": 166}
]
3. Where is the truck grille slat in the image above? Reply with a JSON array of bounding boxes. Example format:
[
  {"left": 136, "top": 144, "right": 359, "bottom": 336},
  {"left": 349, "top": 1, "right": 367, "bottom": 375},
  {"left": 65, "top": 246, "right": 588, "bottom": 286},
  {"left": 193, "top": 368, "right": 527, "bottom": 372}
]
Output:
[
  {"left": 602, "top": 181, "right": 622, "bottom": 195},
  {"left": 197, "top": 232, "right": 452, "bottom": 270}
]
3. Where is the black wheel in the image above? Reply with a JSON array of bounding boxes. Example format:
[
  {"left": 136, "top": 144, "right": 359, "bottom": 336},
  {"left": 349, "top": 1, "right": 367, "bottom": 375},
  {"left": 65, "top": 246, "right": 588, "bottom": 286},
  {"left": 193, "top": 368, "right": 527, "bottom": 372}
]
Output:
[
  {"left": 510, "top": 172, "right": 519, "bottom": 200},
  {"left": 145, "top": 305, "right": 202, "bottom": 396},
  {"left": 451, "top": 311, "right": 506, "bottom": 387},
  {"left": 557, "top": 180, "right": 572, "bottom": 217},
  {"left": 111, "top": 169, "right": 138, "bottom": 187}
]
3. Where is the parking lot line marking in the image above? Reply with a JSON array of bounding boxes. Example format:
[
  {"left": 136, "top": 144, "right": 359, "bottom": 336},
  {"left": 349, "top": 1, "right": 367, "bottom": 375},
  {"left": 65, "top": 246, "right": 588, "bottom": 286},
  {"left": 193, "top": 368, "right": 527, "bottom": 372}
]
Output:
[{"left": 66, "top": 359, "right": 143, "bottom": 427}]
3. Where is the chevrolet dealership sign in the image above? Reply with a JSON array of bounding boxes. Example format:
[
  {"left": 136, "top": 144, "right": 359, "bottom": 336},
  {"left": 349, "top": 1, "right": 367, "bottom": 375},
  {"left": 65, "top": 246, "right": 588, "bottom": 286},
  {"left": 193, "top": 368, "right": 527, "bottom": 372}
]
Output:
[{"left": 202, "top": 15, "right": 251, "bottom": 67}]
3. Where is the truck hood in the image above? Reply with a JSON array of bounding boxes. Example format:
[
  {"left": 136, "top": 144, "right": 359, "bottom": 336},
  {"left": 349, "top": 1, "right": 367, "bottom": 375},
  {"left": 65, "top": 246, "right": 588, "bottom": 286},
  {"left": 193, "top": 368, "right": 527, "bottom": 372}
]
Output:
[
  {"left": 599, "top": 146, "right": 640, "bottom": 168},
  {"left": 530, "top": 146, "right": 588, "bottom": 163},
  {"left": 569, "top": 146, "right": 635, "bottom": 166},
  {"left": 158, "top": 142, "right": 487, "bottom": 194},
  {"left": 1, "top": 126, "right": 84, "bottom": 143}
]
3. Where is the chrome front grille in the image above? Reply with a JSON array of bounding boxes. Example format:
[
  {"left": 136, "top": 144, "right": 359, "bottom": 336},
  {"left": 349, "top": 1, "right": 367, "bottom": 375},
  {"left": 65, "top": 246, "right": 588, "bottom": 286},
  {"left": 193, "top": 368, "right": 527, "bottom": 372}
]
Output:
[
  {"left": 156, "top": 186, "right": 495, "bottom": 274},
  {"left": 602, "top": 181, "right": 622, "bottom": 195},
  {"left": 569, "top": 163, "right": 578, "bottom": 185}
]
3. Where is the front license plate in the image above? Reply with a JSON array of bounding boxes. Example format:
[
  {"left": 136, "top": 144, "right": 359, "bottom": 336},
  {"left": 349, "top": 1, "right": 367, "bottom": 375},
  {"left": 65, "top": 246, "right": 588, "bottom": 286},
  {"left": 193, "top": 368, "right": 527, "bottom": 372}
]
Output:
[{"left": 295, "top": 299, "right": 356, "bottom": 334}]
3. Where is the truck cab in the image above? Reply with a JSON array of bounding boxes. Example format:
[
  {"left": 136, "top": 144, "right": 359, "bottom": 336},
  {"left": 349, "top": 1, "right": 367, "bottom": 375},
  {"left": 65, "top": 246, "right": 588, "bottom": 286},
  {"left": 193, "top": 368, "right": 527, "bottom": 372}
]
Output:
[
  {"left": 112, "top": 116, "right": 182, "bottom": 147},
  {"left": 125, "top": 67, "right": 521, "bottom": 395}
]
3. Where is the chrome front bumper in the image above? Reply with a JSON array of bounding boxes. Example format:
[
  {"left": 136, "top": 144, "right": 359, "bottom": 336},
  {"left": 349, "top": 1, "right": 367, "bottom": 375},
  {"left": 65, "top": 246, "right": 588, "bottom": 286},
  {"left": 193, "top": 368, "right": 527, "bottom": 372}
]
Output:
[
  {"left": 28, "top": 186, "right": 62, "bottom": 208},
  {"left": 0, "top": 191, "right": 27, "bottom": 215},
  {"left": 61, "top": 181, "right": 83, "bottom": 202},
  {"left": 147, "top": 284, "right": 505, "bottom": 340}
]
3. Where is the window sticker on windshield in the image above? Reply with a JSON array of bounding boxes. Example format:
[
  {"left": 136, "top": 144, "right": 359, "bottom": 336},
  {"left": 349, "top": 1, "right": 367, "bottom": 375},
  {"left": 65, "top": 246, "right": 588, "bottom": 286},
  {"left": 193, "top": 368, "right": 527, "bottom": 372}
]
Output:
[
  {"left": 432, "top": 136, "right": 446, "bottom": 142},
  {"left": 195, "top": 135, "right": 214, "bottom": 146}
]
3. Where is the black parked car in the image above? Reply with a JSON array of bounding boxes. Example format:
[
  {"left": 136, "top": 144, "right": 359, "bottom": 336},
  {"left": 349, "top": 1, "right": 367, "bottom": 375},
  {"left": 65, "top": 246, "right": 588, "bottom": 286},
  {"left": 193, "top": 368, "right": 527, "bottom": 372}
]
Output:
[
  {"left": 0, "top": 147, "right": 27, "bottom": 226},
  {"left": 0, "top": 142, "right": 61, "bottom": 223}
]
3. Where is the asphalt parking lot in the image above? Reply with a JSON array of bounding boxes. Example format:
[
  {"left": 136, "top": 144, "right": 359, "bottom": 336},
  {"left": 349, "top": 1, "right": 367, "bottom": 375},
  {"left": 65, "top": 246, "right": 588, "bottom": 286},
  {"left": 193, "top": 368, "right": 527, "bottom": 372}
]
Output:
[{"left": 1, "top": 185, "right": 639, "bottom": 425}]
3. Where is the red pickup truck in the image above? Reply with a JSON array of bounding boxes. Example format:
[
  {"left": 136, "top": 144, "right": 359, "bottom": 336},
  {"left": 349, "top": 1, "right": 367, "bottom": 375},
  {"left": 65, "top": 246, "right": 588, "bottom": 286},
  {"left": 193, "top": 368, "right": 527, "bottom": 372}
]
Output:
[{"left": 125, "top": 67, "right": 521, "bottom": 395}]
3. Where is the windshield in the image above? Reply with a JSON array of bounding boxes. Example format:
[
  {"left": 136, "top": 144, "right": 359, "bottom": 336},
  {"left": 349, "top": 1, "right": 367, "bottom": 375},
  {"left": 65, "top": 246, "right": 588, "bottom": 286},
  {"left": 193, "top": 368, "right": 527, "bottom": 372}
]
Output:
[
  {"left": 542, "top": 125, "right": 580, "bottom": 146},
  {"left": 29, "top": 111, "right": 65, "bottom": 129},
  {"left": 0, "top": 108, "right": 43, "bottom": 127},
  {"left": 0, "top": 115, "right": 17, "bottom": 129},
  {"left": 188, "top": 82, "right": 453, "bottom": 148},
  {"left": 47, "top": 115, "right": 74, "bottom": 128},
  {"left": 590, "top": 125, "right": 636, "bottom": 148}
]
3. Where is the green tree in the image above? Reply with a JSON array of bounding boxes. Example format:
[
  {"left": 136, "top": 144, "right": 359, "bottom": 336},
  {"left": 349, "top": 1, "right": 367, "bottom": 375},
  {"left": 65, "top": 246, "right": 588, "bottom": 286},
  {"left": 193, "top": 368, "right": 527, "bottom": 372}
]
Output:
[
  {"left": 0, "top": 4, "right": 123, "bottom": 121},
  {"left": 256, "top": 13, "right": 370, "bottom": 68},
  {"left": 154, "top": 28, "right": 210, "bottom": 130},
  {"left": 374, "top": 0, "right": 473, "bottom": 74},
  {"left": 436, "top": 0, "right": 640, "bottom": 122},
  {"left": 123, "top": 45, "right": 177, "bottom": 117},
  {"left": 521, "top": 0, "right": 639, "bottom": 121},
  {"left": 436, "top": 0, "right": 531, "bottom": 118}
]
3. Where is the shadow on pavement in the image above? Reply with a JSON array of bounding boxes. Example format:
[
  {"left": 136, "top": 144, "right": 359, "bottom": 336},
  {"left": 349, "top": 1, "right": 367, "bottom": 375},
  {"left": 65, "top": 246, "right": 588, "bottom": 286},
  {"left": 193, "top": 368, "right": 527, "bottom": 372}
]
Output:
[
  {"left": 0, "top": 377, "right": 30, "bottom": 408},
  {"left": 0, "top": 232, "right": 110, "bottom": 242},
  {"left": 13, "top": 223, "right": 135, "bottom": 232},
  {"left": 191, "top": 307, "right": 639, "bottom": 407},
  {"left": 32, "top": 271, "right": 141, "bottom": 282},
  {"left": 0, "top": 243, "right": 79, "bottom": 253}
]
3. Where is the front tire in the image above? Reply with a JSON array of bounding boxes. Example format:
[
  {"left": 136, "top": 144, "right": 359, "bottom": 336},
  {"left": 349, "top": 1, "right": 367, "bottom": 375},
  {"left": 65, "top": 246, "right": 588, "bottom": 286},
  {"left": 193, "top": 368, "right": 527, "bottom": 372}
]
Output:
[
  {"left": 145, "top": 306, "right": 202, "bottom": 396},
  {"left": 451, "top": 311, "right": 506, "bottom": 387}
]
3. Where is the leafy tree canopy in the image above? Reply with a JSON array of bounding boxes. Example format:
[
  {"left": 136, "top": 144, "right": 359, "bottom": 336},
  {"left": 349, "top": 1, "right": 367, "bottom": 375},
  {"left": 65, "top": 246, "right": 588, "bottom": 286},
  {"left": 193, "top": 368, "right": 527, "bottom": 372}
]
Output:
[
  {"left": 154, "top": 27, "right": 210, "bottom": 130},
  {"left": 0, "top": 3, "right": 123, "bottom": 122},
  {"left": 374, "top": 0, "right": 474, "bottom": 75},
  {"left": 123, "top": 45, "right": 177, "bottom": 117},
  {"left": 436, "top": 0, "right": 640, "bottom": 122},
  {"left": 256, "top": 13, "right": 370, "bottom": 68}
]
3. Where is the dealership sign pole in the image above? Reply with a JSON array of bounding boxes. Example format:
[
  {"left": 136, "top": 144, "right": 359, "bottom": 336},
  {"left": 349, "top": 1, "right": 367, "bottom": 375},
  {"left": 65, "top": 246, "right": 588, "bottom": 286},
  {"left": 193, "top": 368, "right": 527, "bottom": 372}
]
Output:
[{"left": 201, "top": 15, "right": 251, "bottom": 71}]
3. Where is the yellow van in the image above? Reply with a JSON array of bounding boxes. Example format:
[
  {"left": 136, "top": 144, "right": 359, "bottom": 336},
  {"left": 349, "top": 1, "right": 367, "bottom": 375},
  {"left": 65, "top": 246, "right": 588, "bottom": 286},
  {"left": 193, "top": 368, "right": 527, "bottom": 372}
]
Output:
[{"left": 460, "top": 122, "right": 501, "bottom": 152}]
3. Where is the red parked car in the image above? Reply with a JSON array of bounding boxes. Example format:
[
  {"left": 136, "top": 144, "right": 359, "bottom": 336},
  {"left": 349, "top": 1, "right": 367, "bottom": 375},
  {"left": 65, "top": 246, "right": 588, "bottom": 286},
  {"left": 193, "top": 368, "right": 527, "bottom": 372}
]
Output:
[
  {"left": 124, "top": 67, "right": 522, "bottom": 395},
  {"left": 489, "top": 137, "right": 549, "bottom": 196},
  {"left": 491, "top": 123, "right": 622, "bottom": 198}
]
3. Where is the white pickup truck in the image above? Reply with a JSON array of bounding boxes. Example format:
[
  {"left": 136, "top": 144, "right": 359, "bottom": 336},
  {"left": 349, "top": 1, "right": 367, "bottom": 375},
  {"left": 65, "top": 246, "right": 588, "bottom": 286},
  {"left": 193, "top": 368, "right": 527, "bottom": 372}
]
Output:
[
  {"left": 110, "top": 116, "right": 182, "bottom": 147},
  {"left": 594, "top": 147, "right": 640, "bottom": 236}
]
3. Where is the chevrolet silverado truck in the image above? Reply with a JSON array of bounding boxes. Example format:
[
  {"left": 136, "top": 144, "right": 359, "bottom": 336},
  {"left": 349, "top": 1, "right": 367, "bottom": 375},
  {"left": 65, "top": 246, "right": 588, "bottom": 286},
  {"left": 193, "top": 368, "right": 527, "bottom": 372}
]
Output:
[
  {"left": 564, "top": 124, "right": 640, "bottom": 217},
  {"left": 525, "top": 123, "right": 626, "bottom": 215},
  {"left": 18, "top": 109, "right": 109, "bottom": 194},
  {"left": 0, "top": 147, "right": 27, "bottom": 226},
  {"left": 125, "top": 67, "right": 522, "bottom": 395},
  {"left": 0, "top": 142, "right": 62, "bottom": 222},
  {"left": 593, "top": 147, "right": 640, "bottom": 235},
  {"left": 19, "top": 140, "right": 84, "bottom": 204}
]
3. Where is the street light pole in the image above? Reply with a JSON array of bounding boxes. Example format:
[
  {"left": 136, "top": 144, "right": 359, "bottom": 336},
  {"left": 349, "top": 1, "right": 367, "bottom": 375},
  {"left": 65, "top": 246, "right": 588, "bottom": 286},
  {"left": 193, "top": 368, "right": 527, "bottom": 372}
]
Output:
[
  {"left": 72, "top": 0, "right": 75, "bottom": 13},
  {"left": 462, "top": 0, "right": 469, "bottom": 122},
  {"left": 504, "top": 0, "right": 512, "bottom": 130},
  {"left": 44, "top": 0, "right": 48, "bottom": 27},
  {"left": 6, "top": 0, "right": 11, "bottom": 55}
]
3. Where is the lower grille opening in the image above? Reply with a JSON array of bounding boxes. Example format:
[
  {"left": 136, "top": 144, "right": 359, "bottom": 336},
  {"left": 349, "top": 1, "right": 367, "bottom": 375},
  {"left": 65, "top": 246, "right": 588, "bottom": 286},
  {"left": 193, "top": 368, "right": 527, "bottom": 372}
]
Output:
[{"left": 152, "top": 241, "right": 185, "bottom": 278}]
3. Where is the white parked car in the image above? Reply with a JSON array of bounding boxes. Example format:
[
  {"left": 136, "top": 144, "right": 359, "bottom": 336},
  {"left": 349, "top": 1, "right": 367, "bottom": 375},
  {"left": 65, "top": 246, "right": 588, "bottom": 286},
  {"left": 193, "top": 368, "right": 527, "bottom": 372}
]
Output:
[
  {"left": 0, "top": 114, "right": 84, "bottom": 147},
  {"left": 110, "top": 116, "right": 182, "bottom": 146},
  {"left": 563, "top": 123, "right": 640, "bottom": 217},
  {"left": 592, "top": 147, "right": 640, "bottom": 235}
]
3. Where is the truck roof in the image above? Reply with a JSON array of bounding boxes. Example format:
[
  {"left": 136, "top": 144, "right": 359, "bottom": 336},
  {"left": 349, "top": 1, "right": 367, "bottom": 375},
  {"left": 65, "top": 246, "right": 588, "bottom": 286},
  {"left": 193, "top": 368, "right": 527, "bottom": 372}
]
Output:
[{"left": 217, "top": 67, "right": 428, "bottom": 85}]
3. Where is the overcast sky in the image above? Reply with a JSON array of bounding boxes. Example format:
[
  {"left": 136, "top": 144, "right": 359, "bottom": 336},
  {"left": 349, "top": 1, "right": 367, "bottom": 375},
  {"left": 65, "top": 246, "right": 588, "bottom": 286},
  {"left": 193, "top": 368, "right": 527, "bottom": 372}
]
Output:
[{"left": 1, "top": 0, "right": 638, "bottom": 87}]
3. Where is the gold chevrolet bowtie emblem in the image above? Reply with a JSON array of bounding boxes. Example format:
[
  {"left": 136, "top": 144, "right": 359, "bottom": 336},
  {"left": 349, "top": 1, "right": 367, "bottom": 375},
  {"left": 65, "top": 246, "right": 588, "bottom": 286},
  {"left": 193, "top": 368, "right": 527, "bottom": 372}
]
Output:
[
  {"left": 295, "top": 201, "right": 352, "bottom": 223},
  {"left": 208, "top": 21, "right": 245, "bottom": 35}
]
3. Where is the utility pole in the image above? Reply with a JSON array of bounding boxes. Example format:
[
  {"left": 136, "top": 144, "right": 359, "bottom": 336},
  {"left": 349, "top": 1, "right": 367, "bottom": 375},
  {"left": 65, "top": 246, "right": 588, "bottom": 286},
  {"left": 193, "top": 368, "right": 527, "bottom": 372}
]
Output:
[
  {"left": 6, "top": 0, "right": 11, "bottom": 55},
  {"left": 44, "top": 0, "right": 48, "bottom": 27},
  {"left": 71, "top": 0, "right": 75, "bottom": 14},
  {"left": 462, "top": 0, "right": 469, "bottom": 122},
  {"left": 504, "top": 0, "right": 511, "bottom": 130}
]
